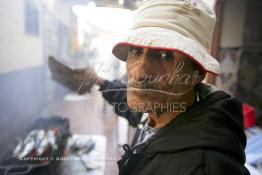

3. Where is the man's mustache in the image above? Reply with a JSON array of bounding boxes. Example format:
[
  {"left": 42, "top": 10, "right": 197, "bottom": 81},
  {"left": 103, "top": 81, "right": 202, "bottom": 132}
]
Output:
[{"left": 128, "top": 79, "right": 158, "bottom": 90}]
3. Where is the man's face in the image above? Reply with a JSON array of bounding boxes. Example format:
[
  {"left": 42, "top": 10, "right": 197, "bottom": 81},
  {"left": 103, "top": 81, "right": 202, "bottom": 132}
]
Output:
[{"left": 126, "top": 46, "right": 205, "bottom": 113}]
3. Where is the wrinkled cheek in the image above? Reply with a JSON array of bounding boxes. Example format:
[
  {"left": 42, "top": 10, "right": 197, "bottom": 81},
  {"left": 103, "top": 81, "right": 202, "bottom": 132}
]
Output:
[
  {"left": 164, "top": 79, "right": 192, "bottom": 95},
  {"left": 126, "top": 59, "right": 140, "bottom": 78}
]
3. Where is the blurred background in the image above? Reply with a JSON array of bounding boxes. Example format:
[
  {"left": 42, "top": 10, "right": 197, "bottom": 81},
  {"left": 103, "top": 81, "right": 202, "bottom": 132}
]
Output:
[{"left": 0, "top": 0, "right": 262, "bottom": 175}]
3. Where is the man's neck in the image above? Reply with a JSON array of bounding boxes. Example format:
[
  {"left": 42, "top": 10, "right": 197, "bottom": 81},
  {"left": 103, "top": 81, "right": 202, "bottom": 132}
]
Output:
[{"left": 148, "top": 88, "right": 196, "bottom": 128}]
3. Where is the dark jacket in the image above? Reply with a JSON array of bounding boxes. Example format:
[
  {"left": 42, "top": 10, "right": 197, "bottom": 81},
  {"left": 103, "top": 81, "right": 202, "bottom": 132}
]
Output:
[{"left": 100, "top": 81, "right": 250, "bottom": 175}]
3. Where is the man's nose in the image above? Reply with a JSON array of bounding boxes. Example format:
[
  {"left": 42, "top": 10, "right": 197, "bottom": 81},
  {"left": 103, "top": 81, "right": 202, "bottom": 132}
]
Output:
[{"left": 136, "top": 54, "right": 157, "bottom": 81}]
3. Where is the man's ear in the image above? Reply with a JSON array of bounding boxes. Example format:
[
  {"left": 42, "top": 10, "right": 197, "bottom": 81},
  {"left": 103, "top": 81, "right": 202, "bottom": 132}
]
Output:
[{"left": 190, "top": 64, "right": 206, "bottom": 87}]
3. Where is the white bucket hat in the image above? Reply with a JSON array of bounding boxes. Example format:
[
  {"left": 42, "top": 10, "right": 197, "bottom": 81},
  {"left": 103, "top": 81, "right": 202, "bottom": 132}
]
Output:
[{"left": 112, "top": 0, "right": 220, "bottom": 75}]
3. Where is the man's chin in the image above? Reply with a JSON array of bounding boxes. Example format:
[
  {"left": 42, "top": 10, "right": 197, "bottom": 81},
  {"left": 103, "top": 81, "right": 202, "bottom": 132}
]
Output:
[
  {"left": 128, "top": 103, "right": 155, "bottom": 113},
  {"left": 127, "top": 92, "right": 161, "bottom": 113}
]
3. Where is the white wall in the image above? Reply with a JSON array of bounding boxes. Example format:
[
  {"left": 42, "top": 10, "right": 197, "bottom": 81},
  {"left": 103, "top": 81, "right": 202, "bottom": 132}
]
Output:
[
  {"left": 220, "top": 0, "right": 247, "bottom": 48},
  {"left": 52, "top": 1, "right": 72, "bottom": 27},
  {"left": 0, "top": 0, "right": 44, "bottom": 74},
  {"left": 203, "top": 0, "right": 216, "bottom": 9}
]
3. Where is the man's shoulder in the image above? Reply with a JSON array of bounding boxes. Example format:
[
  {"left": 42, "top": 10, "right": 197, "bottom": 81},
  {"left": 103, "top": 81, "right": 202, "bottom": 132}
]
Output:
[
  {"left": 195, "top": 82, "right": 231, "bottom": 100},
  {"left": 135, "top": 149, "right": 249, "bottom": 175},
  {"left": 135, "top": 149, "right": 205, "bottom": 175}
]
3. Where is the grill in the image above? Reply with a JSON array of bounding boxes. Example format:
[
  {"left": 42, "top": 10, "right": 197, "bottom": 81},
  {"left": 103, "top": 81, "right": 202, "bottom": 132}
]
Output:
[{"left": 0, "top": 116, "right": 71, "bottom": 175}]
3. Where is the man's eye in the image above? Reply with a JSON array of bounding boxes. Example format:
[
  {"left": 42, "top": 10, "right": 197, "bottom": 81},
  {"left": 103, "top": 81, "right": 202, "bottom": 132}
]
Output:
[
  {"left": 159, "top": 51, "right": 173, "bottom": 60},
  {"left": 130, "top": 47, "right": 143, "bottom": 56}
]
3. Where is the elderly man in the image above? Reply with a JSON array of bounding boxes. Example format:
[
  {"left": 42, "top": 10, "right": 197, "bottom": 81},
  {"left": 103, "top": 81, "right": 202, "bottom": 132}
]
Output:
[
  {"left": 108, "top": 0, "right": 249, "bottom": 174},
  {"left": 51, "top": 0, "right": 250, "bottom": 174}
]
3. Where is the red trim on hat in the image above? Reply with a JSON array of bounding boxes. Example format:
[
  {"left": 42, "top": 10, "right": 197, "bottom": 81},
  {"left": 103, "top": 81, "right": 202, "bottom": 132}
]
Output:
[{"left": 112, "top": 42, "right": 219, "bottom": 75}]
